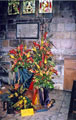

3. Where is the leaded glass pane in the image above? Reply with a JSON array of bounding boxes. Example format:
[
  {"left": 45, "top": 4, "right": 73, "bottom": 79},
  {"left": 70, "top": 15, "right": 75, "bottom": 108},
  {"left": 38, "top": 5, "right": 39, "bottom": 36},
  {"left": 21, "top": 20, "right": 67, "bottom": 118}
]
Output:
[
  {"left": 23, "top": 0, "right": 35, "bottom": 14},
  {"left": 8, "top": 1, "right": 20, "bottom": 15},
  {"left": 39, "top": 0, "right": 52, "bottom": 13}
]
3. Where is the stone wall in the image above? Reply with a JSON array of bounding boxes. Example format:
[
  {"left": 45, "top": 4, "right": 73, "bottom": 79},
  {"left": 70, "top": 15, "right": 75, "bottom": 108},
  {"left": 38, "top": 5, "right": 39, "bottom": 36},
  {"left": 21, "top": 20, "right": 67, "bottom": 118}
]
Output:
[
  {"left": 49, "top": 1, "right": 76, "bottom": 90},
  {"left": 0, "top": 1, "right": 76, "bottom": 90}
]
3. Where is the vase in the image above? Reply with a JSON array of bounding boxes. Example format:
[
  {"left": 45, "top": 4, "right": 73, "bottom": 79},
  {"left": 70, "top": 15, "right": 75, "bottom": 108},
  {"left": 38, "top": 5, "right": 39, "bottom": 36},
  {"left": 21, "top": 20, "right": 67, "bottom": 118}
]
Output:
[
  {"left": 32, "top": 89, "right": 42, "bottom": 110},
  {"left": 39, "top": 88, "right": 50, "bottom": 107}
]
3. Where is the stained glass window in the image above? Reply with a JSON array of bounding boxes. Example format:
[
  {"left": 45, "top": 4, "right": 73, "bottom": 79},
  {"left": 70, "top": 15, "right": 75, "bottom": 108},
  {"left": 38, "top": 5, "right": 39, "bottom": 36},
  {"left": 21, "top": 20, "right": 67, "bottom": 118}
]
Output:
[
  {"left": 23, "top": 0, "right": 35, "bottom": 14},
  {"left": 39, "top": 0, "right": 52, "bottom": 13},
  {"left": 8, "top": 1, "right": 20, "bottom": 15}
]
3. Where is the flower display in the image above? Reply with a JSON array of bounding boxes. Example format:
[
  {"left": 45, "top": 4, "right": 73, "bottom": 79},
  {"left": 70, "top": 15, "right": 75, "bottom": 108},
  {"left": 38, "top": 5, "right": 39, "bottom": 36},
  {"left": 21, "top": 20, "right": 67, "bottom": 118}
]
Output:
[
  {"left": 29, "top": 32, "right": 58, "bottom": 89},
  {"left": 8, "top": 32, "right": 58, "bottom": 112},
  {"left": 8, "top": 44, "right": 33, "bottom": 72},
  {"left": 8, "top": 83, "right": 32, "bottom": 111}
]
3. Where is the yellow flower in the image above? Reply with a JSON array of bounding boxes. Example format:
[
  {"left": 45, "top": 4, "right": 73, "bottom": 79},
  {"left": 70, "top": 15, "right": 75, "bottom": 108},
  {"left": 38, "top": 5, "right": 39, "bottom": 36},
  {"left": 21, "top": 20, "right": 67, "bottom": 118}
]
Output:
[
  {"left": 24, "top": 45, "right": 27, "bottom": 50},
  {"left": 41, "top": 38, "right": 44, "bottom": 46},
  {"left": 19, "top": 96, "right": 23, "bottom": 99},
  {"left": 19, "top": 100, "right": 23, "bottom": 104},
  {"left": 44, "top": 58, "right": 47, "bottom": 64},
  {"left": 10, "top": 55, "right": 15, "bottom": 59},
  {"left": 23, "top": 97, "right": 25, "bottom": 100},
  {"left": 9, "top": 94, "right": 13, "bottom": 98},
  {"left": 50, "top": 76, "right": 52, "bottom": 79},
  {"left": 40, "top": 71, "right": 43, "bottom": 76},
  {"left": 27, "top": 52, "right": 30, "bottom": 58},
  {"left": 15, "top": 92, "right": 18, "bottom": 97},
  {"left": 35, "top": 62, "right": 40, "bottom": 69},
  {"left": 35, "top": 70, "right": 39, "bottom": 73},
  {"left": 24, "top": 99, "right": 27, "bottom": 104},
  {"left": 49, "top": 72, "right": 53, "bottom": 75},
  {"left": 32, "top": 47, "right": 36, "bottom": 52}
]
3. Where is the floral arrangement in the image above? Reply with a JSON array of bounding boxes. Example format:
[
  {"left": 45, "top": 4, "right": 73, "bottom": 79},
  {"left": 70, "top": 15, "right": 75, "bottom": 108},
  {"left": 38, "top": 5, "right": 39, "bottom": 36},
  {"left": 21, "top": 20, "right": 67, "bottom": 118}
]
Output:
[
  {"left": 29, "top": 32, "right": 58, "bottom": 89},
  {"left": 8, "top": 44, "right": 33, "bottom": 72},
  {"left": 8, "top": 32, "right": 57, "bottom": 89},
  {"left": 8, "top": 32, "right": 58, "bottom": 112},
  {"left": 7, "top": 83, "right": 32, "bottom": 111}
]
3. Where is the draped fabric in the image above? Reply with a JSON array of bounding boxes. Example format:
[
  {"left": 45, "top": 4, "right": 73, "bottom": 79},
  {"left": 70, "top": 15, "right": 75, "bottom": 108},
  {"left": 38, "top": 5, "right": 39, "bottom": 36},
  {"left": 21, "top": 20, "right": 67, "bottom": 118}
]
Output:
[{"left": 15, "top": 68, "right": 33, "bottom": 89}]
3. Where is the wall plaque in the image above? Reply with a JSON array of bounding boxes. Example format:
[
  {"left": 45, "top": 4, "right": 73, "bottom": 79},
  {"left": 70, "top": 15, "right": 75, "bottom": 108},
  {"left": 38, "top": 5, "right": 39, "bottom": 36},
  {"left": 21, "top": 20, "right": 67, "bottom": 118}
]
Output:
[{"left": 16, "top": 23, "right": 39, "bottom": 39}]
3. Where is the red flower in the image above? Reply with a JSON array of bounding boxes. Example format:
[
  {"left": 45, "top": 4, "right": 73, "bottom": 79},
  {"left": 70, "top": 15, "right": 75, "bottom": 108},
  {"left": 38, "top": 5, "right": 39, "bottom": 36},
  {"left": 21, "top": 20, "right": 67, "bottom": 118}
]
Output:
[
  {"left": 40, "top": 3, "right": 41, "bottom": 8},
  {"left": 36, "top": 73, "right": 40, "bottom": 76},
  {"left": 33, "top": 71, "right": 36, "bottom": 73},
  {"left": 29, "top": 81, "right": 34, "bottom": 90},
  {"left": 22, "top": 62, "right": 24, "bottom": 65},
  {"left": 39, "top": 61, "right": 42, "bottom": 67},
  {"left": 44, "top": 42, "right": 49, "bottom": 47},
  {"left": 50, "top": 2, "right": 51, "bottom": 8},
  {"left": 20, "top": 44, "right": 23, "bottom": 52},
  {"left": 9, "top": 49, "right": 17, "bottom": 55},
  {"left": 32, "top": 89, "right": 38, "bottom": 104},
  {"left": 17, "top": 57, "right": 22, "bottom": 61},
  {"left": 25, "top": 49, "right": 31, "bottom": 53},
  {"left": 42, "top": 53, "right": 45, "bottom": 63},
  {"left": 43, "top": 32, "right": 47, "bottom": 40},
  {"left": 26, "top": 61, "right": 29, "bottom": 63},
  {"left": 51, "top": 69, "right": 58, "bottom": 75},
  {"left": 20, "top": 52, "right": 23, "bottom": 56},
  {"left": 33, "top": 42, "right": 40, "bottom": 49},
  {"left": 14, "top": 60, "right": 17, "bottom": 65},
  {"left": 45, "top": 55, "right": 48, "bottom": 59},
  {"left": 28, "top": 57, "right": 34, "bottom": 63},
  {"left": 42, "top": 76, "right": 45, "bottom": 80}
]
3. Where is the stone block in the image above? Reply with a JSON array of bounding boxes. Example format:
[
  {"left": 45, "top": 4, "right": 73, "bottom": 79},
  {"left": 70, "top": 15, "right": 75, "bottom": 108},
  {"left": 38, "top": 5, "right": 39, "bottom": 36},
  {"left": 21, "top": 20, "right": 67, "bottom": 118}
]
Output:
[
  {"left": 53, "top": 32, "right": 65, "bottom": 39},
  {"left": 71, "top": 32, "right": 76, "bottom": 39},
  {"left": 9, "top": 40, "right": 19, "bottom": 47},
  {"left": 64, "top": 32, "right": 71, "bottom": 39},
  {"left": 57, "top": 23, "right": 64, "bottom": 31},
  {"left": 64, "top": 23, "right": 75, "bottom": 31},
  {"left": 0, "top": 25, "right": 6, "bottom": 31},
  {"left": 8, "top": 24, "right": 16, "bottom": 30},
  {"left": 52, "top": 31, "right": 71, "bottom": 39},
  {"left": 50, "top": 23, "right": 57, "bottom": 32},
  {"left": 7, "top": 31, "right": 16, "bottom": 39},
  {"left": 0, "top": 32, "right": 5, "bottom": 39},
  {"left": 61, "top": 11, "right": 73, "bottom": 18},
  {"left": 61, "top": 39, "right": 72, "bottom": 49},
  {"left": 63, "top": 49, "right": 76, "bottom": 56},
  {"left": 2, "top": 40, "right": 9, "bottom": 47},
  {"left": 72, "top": 39, "right": 76, "bottom": 49},
  {"left": 0, "top": 40, "right": 2, "bottom": 48},
  {"left": 52, "top": 17, "right": 75, "bottom": 24},
  {"left": 50, "top": 38, "right": 61, "bottom": 49}
]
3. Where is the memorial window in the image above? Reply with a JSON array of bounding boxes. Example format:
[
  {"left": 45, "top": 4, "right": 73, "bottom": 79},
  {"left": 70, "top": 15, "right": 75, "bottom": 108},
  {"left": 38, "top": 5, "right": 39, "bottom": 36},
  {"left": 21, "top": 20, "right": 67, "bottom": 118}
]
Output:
[
  {"left": 39, "top": 0, "right": 52, "bottom": 13},
  {"left": 8, "top": 0, "right": 20, "bottom": 15},
  {"left": 23, "top": 0, "right": 35, "bottom": 14}
]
